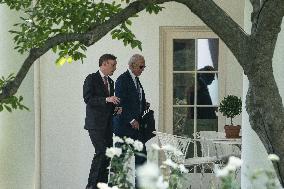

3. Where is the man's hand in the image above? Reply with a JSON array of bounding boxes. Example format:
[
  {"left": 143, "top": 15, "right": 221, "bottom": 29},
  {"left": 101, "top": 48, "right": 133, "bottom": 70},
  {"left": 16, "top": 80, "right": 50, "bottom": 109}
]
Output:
[
  {"left": 146, "top": 102, "right": 150, "bottom": 109},
  {"left": 113, "top": 107, "right": 122, "bottom": 115},
  {"left": 130, "top": 120, "right": 140, "bottom": 130},
  {"left": 106, "top": 96, "right": 120, "bottom": 105}
]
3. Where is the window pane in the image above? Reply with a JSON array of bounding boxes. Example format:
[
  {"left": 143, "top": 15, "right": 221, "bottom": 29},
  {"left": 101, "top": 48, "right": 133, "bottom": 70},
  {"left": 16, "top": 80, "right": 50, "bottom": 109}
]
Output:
[
  {"left": 197, "top": 117, "right": 218, "bottom": 131},
  {"left": 173, "top": 73, "right": 195, "bottom": 105},
  {"left": 173, "top": 107, "right": 194, "bottom": 159},
  {"left": 173, "top": 39, "right": 195, "bottom": 71},
  {"left": 173, "top": 107, "right": 193, "bottom": 137},
  {"left": 195, "top": 118, "right": 218, "bottom": 163},
  {"left": 197, "top": 38, "right": 219, "bottom": 70},
  {"left": 190, "top": 106, "right": 218, "bottom": 119},
  {"left": 194, "top": 72, "right": 218, "bottom": 106}
]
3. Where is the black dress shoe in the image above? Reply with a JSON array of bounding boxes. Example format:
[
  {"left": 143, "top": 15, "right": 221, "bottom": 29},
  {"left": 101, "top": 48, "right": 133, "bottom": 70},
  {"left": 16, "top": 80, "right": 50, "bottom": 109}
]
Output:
[
  {"left": 86, "top": 185, "right": 97, "bottom": 189},
  {"left": 85, "top": 185, "right": 92, "bottom": 189}
]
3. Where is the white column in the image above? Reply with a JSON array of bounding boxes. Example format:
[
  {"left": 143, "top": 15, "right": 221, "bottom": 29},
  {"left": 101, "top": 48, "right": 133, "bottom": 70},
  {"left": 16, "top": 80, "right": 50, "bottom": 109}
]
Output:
[{"left": 0, "top": 4, "right": 35, "bottom": 189}]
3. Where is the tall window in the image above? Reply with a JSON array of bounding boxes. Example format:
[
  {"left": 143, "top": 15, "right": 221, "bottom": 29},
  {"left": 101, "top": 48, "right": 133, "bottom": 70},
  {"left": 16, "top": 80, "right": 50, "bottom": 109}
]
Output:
[
  {"left": 173, "top": 38, "right": 219, "bottom": 135},
  {"left": 159, "top": 27, "right": 225, "bottom": 157}
]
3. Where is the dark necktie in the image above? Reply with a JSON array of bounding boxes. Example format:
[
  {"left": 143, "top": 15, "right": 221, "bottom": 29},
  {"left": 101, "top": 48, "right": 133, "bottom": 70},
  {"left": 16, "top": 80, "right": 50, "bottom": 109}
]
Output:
[
  {"left": 135, "top": 77, "right": 142, "bottom": 113},
  {"left": 135, "top": 77, "right": 140, "bottom": 96},
  {"left": 103, "top": 76, "right": 109, "bottom": 95}
]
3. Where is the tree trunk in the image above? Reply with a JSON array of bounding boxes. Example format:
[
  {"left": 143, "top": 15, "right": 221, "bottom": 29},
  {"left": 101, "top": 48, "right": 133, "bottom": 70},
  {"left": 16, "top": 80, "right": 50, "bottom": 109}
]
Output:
[{"left": 245, "top": 57, "right": 284, "bottom": 186}]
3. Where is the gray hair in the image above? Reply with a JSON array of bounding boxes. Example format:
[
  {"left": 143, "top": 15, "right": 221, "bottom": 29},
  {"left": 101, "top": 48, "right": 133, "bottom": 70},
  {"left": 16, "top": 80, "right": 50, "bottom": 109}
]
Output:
[{"left": 128, "top": 54, "right": 145, "bottom": 66}]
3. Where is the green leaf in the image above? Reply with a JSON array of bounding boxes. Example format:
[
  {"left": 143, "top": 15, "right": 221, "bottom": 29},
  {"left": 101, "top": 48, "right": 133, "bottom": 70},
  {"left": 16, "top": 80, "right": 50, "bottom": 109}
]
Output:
[
  {"left": 52, "top": 46, "right": 57, "bottom": 53},
  {"left": 4, "top": 105, "right": 12, "bottom": 112},
  {"left": 126, "top": 19, "right": 132, "bottom": 26}
]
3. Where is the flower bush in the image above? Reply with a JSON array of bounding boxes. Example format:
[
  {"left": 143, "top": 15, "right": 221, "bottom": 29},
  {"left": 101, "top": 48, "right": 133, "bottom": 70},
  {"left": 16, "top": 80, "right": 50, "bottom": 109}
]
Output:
[
  {"left": 214, "top": 154, "right": 281, "bottom": 189},
  {"left": 104, "top": 136, "right": 144, "bottom": 189},
  {"left": 97, "top": 135, "right": 281, "bottom": 189},
  {"left": 136, "top": 162, "right": 168, "bottom": 189},
  {"left": 248, "top": 154, "right": 281, "bottom": 189},
  {"left": 214, "top": 156, "right": 243, "bottom": 189},
  {"left": 97, "top": 136, "right": 188, "bottom": 189},
  {"left": 136, "top": 143, "right": 189, "bottom": 189}
]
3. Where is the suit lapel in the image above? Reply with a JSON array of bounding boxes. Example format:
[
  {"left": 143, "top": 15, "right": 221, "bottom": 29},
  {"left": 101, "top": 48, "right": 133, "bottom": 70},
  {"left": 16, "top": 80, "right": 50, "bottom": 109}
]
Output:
[
  {"left": 126, "top": 70, "right": 137, "bottom": 91},
  {"left": 126, "top": 70, "right": 140, "bottom": 101}
]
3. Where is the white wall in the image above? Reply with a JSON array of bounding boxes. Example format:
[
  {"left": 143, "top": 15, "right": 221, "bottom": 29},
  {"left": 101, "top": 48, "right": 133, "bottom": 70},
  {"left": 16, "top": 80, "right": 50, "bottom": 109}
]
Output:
[
  {"left": 0, "top": 5, "right": 35, "bottom": 189},
  {"left": 241, "top": 1, "right": 283, "bottom": 188}
]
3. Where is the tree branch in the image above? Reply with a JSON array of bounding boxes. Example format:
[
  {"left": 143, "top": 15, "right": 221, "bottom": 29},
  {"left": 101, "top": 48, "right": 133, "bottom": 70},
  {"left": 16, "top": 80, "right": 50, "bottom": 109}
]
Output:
[
  {"left": 252, "top": 0, "right": 284, "bottom": 54},
  {"left": 175, "top": 0, "right": 248, "bottom": 65},
  {"left": 0, "top": 0, "right": 251, "bottom": 102},
  {"left": 0, "top": 0, "right": 172, "bottom": 101},
  {"left": 250, "top": 0, "right": 261, "bottom": 34}
]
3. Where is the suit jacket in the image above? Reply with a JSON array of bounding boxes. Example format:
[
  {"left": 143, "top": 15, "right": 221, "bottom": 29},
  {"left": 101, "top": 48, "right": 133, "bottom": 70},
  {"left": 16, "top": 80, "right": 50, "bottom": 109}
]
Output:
[
  {"left": 113, "top": 70, "right": 146, "bottom": 138},
  {"left": 83, "top": 71, "right": 115, "bottom": 132}
]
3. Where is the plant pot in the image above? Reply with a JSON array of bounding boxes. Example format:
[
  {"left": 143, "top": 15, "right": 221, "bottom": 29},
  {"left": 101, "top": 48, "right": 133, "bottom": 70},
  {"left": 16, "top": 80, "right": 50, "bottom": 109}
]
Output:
[{"left": 224, "top": 125, "right": 241, "bottom": 138}]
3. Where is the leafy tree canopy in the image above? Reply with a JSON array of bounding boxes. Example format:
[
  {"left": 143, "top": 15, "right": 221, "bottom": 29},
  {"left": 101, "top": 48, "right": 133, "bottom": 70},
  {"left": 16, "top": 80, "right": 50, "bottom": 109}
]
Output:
[{"left": 0, "top": 0, "right": 163, "bottom": 112}]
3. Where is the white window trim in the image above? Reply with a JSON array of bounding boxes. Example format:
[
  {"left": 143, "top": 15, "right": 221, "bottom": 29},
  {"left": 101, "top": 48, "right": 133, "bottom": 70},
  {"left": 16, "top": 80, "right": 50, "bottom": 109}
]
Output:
[{"left": 159, "top": 26, "right": 227, "bottom": 135}]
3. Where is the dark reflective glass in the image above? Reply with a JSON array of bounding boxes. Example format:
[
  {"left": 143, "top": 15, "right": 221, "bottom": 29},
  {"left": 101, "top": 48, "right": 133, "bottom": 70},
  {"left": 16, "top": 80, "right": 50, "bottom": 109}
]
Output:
[
  {"left": 173, "top": 39, "right": 195, "bottom": 71},
  {"left": 173, "top": 73, "right": 194, "bottom": 105}
]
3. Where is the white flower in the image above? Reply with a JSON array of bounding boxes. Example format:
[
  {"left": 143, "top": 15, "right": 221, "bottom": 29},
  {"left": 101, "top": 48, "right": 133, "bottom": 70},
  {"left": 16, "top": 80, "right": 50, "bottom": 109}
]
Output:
[
  {"left": 113, "top": 136, "right": 124, "bottom": 144},
  {"left": 163, "top": 159, "right": 178, "bottom": 169},
  {"left": 162, "top": 144, "right": 183, "bottom": 156},
  {"left": 125, "top": 137, "right": 134, "bottom": 145},
  {"left": 179, "top": 164, "right": 189, "bottom": 173},
  {"left": 160, "top": 165, "right": 167, "bottom": 169},
  {"left": 225, "top": 164, "right": 237, "bottom": 172},
  {"left": 25, "top": 19, "right": 33, "bottom": 23},
  {"left": 97, "top": 183, "right": 111, "bottom": 189},
  {"left": 214, "top": 156, "right": 242, "bottom": 177},
  {"left": 151, "top": 143, "right": 161, "bottom": 150},
  {"left": 227, "top": 156, "right": 242, "bottom": 168},
  {"left": 156, "top": 176, "right": 169, "bottom": 189},
  {"left": 215, "top": 166, "right": 230, "bottom": 177},
  {"left": 137, "top": 162, "right": 161, "bottom": 188},
  {"left": 268, "top": 154, "right": 280, "bottom": 161},
  {"left": 134, "top": 140, "right": 144, "bottom": 151},
  {"left": 137, "top": 162, "right": 160, "bottom": 178},
  {"left": 97, "top": 183, "right": 118, "bottom": 189},
  {"left": 106, "top": 147, "right": 122, "bottom": 158}
]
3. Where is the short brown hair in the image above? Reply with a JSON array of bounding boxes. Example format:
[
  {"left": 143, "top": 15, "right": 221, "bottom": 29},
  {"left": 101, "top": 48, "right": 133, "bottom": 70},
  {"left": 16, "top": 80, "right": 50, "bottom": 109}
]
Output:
[{"left": 99, "top": 54, "right": 117, "bottom": 66}]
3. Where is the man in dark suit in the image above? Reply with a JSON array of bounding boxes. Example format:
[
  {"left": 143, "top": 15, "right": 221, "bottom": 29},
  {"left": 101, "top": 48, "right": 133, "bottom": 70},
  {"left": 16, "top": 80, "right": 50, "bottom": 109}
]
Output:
[
  {"left": 83, "top": 54, "right": 121, "bottom": 189},
  {"left": 188, "top": 65, "right": 217, "bottom": 119},
  {"left": 113, "top": 54, "right": 148, "bottom": 170}
]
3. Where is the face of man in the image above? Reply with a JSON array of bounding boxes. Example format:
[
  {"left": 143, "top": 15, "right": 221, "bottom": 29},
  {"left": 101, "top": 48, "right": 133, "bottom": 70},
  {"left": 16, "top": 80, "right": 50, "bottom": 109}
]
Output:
[
  {"left": 130, "top": 59, "right": 146, "bottom": 76},
  {"left": 102, "top": 59, "right": 117, "bottom": 76}
]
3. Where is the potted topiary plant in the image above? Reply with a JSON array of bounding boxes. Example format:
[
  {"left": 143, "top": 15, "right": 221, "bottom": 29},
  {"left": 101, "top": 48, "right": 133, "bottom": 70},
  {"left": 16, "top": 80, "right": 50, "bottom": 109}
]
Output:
[{"left": 219, "top": 95, "right": 242, "bottom": 138}]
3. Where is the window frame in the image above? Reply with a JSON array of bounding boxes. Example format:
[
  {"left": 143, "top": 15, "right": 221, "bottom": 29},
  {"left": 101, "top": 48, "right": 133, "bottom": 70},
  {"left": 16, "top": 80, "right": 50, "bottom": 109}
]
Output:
[{"left": 159, "top": 26, "right": 227, "bottom": 137}]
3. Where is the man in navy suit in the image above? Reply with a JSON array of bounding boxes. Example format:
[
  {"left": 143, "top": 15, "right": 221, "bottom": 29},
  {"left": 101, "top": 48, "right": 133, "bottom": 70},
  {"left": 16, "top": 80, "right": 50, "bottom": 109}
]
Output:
[
  {"left": 83, "top": 54, "right": 121, "bottom": 189},
  {"left": 113, "top": 54, "right": 148, "bottom": 169}
]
